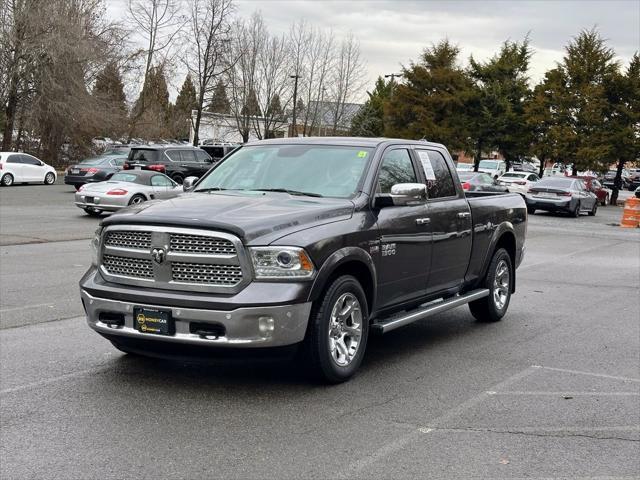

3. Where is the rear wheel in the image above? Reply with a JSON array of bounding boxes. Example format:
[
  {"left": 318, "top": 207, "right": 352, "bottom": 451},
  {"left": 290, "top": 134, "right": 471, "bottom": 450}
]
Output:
[
  {"left": 44, "top": 172, "right": 55, "bottom": 185},
  {"left": 469, "top": 248, "right": 512, "bottom": 323},
  {"left": 171, "top": 174, "right": 184, "bottom": 184},
  {"left": 601, "top": 195, "right": 609, "bottom": 206},
  {"left": 588, "top": 202, "right": 597, "bottom": 216},
  {"left": 527, "top": 206, "right": 535, "bottom": 215},
  {"left": 572, "top": 201, "right": 581, "bottom": 217},
  {"left": 302, "top": 275, "right": 369, "bottom": 383},
  {"left": 1, "top": 173, "right": 14, "bottom": 186},
  {"left": 128, "top": 194, "right": 145, "bottom": 206}
]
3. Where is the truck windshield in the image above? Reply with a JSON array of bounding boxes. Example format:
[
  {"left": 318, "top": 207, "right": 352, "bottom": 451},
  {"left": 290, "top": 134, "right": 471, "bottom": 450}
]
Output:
[
  {"left": 194, "top": 145, "right": 372, "bottom": 198},
  {"left": 479, "top": 160, "right": 498, "bottom": 169}
]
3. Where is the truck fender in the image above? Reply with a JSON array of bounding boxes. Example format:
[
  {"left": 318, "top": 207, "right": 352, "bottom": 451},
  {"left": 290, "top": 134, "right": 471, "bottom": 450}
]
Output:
[
  {"left": 479, "top": 222, "right": 517, "bottom": 293},
  {"left": 307, "top": 247, "right": 377, "bottom": 310}
]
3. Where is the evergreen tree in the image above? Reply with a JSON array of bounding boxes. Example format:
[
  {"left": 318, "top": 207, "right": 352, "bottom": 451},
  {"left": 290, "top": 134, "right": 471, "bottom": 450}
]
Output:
[
  {"left": 92, "top": 62, "right": 128, "bottom": 140},
  {"left": 384, "top": 40, "right": 474, "bottom": 151},
  {"left": 350, "top": 76, "right": 394, "bottom": 137},
  {"left": 208, "top": 80, "right": 230, "bottom": 114},
  {"left": 171, "top": 74, "right": 197, "bottom": 139},
  {"left": 241, "top": 88, "right": 261, "bottom": 117},
  {"left": 132, "top": 66, "right": 171, "bottom": 139},
  {"left": 267, "top": 94, "right": 283, "bottom": 119},
  {"left": 468, "top": 38, "right": 533, "bottom": 171}
]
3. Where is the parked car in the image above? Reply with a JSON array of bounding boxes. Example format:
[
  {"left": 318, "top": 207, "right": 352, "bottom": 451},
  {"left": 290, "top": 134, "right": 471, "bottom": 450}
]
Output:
[
  {"left": 635, "top": 186, "right": 640, "bottom": 198},
  {"left": 477, "top": 159, "right": 507, "bottom": 179},
  {"left": 75, "top": 170, "right": 182, "bottom": 216},
  {"left": 602, "top": 169, "right": 631, "bottom": 190},
  {"left": 455, "top": 162, "right": 475, "bottom": 172},
  {"left": 458, "top": 171, "right": 509, "bottom": 193},
  {"left": 570, "top": 176, "right": 611, "bottom": 206},
  {"left": 199, "top": 143, "right": 240, "bottom": 163},
  {"left": 627, "top": 168, "right": 640, "bottom": 190},
  {"left": 497, "top": 172, "right": 540, "bottom": 196},
  {"left": 510, "top": 160, "right": 537, "bottom": 173},
  {"left": 64, "top": 155, "right": 127, "bottom": 190},
  {"left": 525, "top": 176, "right": 598, "bottom": 217},
  {"left": 0, "top": 152, "right": 57, "bottom": 186},
  {"left": 123, "top": 145, "right": 214, "bottom": 184},
  {"left": 81, "top": 137, "right": 527, "bottom": 383}
]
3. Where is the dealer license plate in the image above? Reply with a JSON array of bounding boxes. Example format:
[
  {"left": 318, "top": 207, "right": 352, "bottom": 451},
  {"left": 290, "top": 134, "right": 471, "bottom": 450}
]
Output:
[{"left": 133, "top": 307, "right": 174, "bottom": 336}]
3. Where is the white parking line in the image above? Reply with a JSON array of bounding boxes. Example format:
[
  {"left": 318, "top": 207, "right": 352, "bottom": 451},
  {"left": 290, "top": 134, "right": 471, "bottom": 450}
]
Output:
[
  {"left": 0, "top": 365, "right": 111, "bottom": 395},
  {"left": 0, "top": 303, "right": 54, "bottom": 313},
  {"left": 487, "top": 391, "right": 639, "bottom": 396},
  {"left": 533, "top": 365, "right": 640, "bottom": 383}
]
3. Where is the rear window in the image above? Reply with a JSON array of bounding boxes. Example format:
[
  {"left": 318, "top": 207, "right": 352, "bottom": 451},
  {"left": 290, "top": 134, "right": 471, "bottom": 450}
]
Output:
[
  {"left": 501, "top": 172, "right": 526, "bottom": 178},
  {"left": 79, "top": 157, "right": 109, "bottom": 166},
  {"left": 479, "top": 160, "right": 499, "bottom": 169},
  {"left": 111, "top": 173, "right": 143, "bottom": 184},
  {"left": 128, "top": 149, "right": 159, "bottom": 163},
  {"left": 457, "top": 172, "right": 476, "bottom": 181},
  {"left": 537, "top": 177, "right": 574, "bottom": 188}
]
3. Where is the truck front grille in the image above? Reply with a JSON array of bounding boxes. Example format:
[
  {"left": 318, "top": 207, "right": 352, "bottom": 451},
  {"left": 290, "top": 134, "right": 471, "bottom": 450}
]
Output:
[
  {"left": 102, "top": 254, "right": 154, "bottom": 279},
  {"left": 98, "top": 226, "right": 248, "bottom": 294},
  {"left": 172, "top": 262, "right": 243, "bottom": 285},
  {"left": 169, "top": 233, "right": 235, "bottom": 255},
  {"left": 104, "top": 231, "right": 152, "bottom": 250}
]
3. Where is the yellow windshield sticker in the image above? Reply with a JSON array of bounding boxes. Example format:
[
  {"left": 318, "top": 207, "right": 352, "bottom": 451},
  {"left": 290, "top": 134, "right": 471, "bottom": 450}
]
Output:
[{"left": 357, "top": 151, "right": 368, "bottom": 158}]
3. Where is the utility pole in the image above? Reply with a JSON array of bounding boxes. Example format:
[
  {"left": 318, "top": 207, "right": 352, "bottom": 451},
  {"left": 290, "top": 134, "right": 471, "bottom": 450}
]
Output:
[
  {"left": 290, "top": 74, "right": 301, "bottom": 137},
  {"left": 384, "top": 73, "right": 404, "bottom": 83}
]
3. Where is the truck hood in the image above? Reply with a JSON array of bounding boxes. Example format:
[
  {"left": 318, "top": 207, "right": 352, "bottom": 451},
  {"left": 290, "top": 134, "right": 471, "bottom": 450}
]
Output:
[{"left": 101, "top": 191, "right": 354, "bottom": 245}]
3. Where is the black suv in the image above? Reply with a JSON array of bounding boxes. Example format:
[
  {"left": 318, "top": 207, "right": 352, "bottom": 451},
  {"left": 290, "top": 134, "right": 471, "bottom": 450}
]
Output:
[
  {"left": 199, "top": 143, "right": 240, "bottom": 163},
  {"left": 123, "top": 145, "right": 214, "bottom": 184}
]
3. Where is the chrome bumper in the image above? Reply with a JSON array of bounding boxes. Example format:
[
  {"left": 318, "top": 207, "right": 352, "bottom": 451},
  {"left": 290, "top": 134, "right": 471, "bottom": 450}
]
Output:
[{"left": 81, "top": 290, "right": 312, "bottom": 348}]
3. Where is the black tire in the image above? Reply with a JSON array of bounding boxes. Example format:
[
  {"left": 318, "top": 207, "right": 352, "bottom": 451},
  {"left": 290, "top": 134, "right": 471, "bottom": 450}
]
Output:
[
  {"left": 469, "top": 248, "right": 512, "bottom": 323},
  {"left": 128, "top": 194, "right": 146, "bottom": 206},
  {"left": 302, "top": 275, "right": 369, "bottom": 383},
  {"left": 601, "top": 195, "right": 609, "bottom": 206},
  {"left": 527, "top": 206, "right": 535, "bottom": 215},
  {"left": 44, "top": 172, "right": 55, "bottom": 185},
  {"left": 171, "top": 174, "right": 184, "bottom": 184},
  {"left": 83, "top": 207, "right": 102, "bottom": 217},
  {"left": 572, "top": 201, "right": 580, "bottom": 217},
  {"left": 74, "top": 184, "right": 83, "bottom": 191},
  {"left": 588, "top": 202, "right": 597, "bottom": 216},
  {"left": 1, "top": 173, "right": 14, "bottom": 186}
]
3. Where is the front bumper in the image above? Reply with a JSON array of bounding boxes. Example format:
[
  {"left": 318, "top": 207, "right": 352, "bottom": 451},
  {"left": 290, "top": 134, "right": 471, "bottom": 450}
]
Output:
[{"left": 81, "top": 289, "right": 312, "bottom": 349}]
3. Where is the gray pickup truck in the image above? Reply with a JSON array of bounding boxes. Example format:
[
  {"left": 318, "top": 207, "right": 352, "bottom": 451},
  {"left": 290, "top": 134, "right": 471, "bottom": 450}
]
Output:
[{"left": 80, "top": 138, "right": 526, "bottom": 382}]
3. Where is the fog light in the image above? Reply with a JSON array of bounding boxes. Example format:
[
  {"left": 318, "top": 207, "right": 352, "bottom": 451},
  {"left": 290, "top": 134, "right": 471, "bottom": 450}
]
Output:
[{"left": 258, "top": 316, "right": 275, "bottom": 335}]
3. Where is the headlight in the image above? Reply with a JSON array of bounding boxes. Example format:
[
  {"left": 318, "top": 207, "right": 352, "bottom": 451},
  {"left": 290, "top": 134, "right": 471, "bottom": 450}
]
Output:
[
  {"left": 249, "top": 246, "right": 315, "bottom": 280},
  {"left": 91, "top": 226, "right": 103, "bottom": 267}
]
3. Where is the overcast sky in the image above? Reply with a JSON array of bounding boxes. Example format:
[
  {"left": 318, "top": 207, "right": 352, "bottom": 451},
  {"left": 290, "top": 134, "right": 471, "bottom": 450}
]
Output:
[{"left": 107, "top": 0, "right": 640, "bottom": 97}]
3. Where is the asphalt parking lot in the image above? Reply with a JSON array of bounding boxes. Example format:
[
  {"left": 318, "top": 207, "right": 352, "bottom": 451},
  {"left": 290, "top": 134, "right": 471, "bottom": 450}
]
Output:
[{"left": 1, "top": 182, "right": 639, "bottom": 479}]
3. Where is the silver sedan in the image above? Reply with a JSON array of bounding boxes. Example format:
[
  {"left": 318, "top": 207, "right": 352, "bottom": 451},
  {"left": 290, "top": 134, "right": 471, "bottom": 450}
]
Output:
[{"left": 74, "top": 170, "right": 182, "bottom": 216}]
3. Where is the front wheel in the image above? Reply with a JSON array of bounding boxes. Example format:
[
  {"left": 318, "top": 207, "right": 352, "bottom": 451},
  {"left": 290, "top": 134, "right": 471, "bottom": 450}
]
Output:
[
  {"left": 572, "top": 201, "right": 581, "bottom": 217},
  {"left": 83, "top": 207, "right": 102, "bottom": 217},
  {"left": 527, "top": 206, "right": 535, "bottom": 215},
  {"left": 469, "top": 248, "right": 512, "bottom": 323},
  {"left": 302, "top": 275, "right": 369, "bottom": 383},
  {"left": 601, "top": 195, "right": 609, "bottom": 206},
  {"left": 588, "top": 202, "right": 597, "bottom": 216},
  {"left": 44, "top": 172, "right": 55, "bottom": 185}
]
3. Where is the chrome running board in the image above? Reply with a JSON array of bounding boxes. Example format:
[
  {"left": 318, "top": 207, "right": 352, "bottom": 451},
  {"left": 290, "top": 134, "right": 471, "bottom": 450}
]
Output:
[{"left": 371, "top": 289, "right": 490, "bottom": 334}]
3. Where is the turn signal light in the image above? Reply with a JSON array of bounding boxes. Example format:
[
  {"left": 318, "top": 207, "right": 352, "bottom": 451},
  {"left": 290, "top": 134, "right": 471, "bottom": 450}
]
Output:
[{"left": 107, "top": 188, "right": 128, "bottom": 195}]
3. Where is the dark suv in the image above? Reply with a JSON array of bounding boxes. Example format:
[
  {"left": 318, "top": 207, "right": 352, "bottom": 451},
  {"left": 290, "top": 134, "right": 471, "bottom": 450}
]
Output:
[
  {"left": 123, "top": 145, "right": 214, "bottom": 184},
  {"left": 199, "top": 143, "right": 240, "bottom": 163}
]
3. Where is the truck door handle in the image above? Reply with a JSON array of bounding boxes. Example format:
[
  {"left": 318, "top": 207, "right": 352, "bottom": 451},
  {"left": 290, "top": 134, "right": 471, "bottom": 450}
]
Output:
[
  {"left": 457, "top": 212, "right": 471, "bottom": 218},
  {"left": 415, "top": 218, "right": 430, "bottom": 225}
]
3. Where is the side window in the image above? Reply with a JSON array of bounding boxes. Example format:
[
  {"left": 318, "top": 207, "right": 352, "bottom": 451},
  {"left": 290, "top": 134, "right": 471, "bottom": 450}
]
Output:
[
  {"left": 111, "top": 158, "right": 125, "bottom": 167},
  {"left": 377, "top": 149, "right": 417, "bottom": 194},
  {"left": 7, "top": 155, "right": 23, "bottom": 164},
  {"left": 195, "top": 150, "right": 211, "bottom": 162},
  {"left": 479, "top": 174, "right": 492, "bottom": 184},
  {"left": 166, "top": 150, "right": 181, "bottom": 162},
  {"left": 21, "top": 155, "right": 41, "bottom": 166},
  {"left": 416, "top": 150, "right": 457, "bottom": 199},
  {"left": 180, "top": 150, "right": 196, "bottom": 162},
  {"left": 528, "top": 174, "right": 539, "bottom": 182},
  {"left": 151, "top": 175, "right": 172, "bottom": 187}
]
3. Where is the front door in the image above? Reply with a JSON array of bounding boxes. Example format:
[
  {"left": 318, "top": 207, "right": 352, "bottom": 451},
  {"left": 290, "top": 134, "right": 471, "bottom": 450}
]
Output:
[
  {"left": 150, "top": 174, "right": 175, "bottom": 199},
  {"left": 374, "top": 147, "right": 431, "bottom": 310},
  {"left": 20, "top": 154, "right": 45, "bottom": 182}
]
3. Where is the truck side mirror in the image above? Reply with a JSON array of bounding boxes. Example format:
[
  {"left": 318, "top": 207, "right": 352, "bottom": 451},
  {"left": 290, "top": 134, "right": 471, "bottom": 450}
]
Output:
[{"left": 183, "top": 176, "right": 199, "bottom": 191}]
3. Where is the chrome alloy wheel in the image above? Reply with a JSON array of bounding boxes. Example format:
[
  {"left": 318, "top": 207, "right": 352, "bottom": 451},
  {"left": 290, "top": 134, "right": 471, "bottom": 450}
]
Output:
[
  {"left": 493, "top": 259, "right": 510, "bottom": 310},
  {"left": 328, "top": 293, "right": 363, "bottom": 367}
]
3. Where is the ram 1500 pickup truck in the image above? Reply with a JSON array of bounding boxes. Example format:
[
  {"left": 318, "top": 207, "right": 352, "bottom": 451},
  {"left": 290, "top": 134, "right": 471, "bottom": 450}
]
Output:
[{"left": 80, "top": 138, "right": 526, "bottom": 382}]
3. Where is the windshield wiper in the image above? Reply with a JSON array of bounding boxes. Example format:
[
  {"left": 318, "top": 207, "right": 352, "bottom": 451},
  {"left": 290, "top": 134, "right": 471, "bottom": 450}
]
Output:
[
  {"left": 250, "top": 188, "right": 324, "bottom": 198},
  {"left": 193, "top": 187, "right": 232, "bottom": 193}
]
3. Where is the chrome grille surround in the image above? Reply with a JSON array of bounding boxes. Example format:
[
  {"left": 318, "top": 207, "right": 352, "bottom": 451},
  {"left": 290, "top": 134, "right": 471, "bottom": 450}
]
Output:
[{"left": 98, "top": 225, "right": 250, "bottom": 293}]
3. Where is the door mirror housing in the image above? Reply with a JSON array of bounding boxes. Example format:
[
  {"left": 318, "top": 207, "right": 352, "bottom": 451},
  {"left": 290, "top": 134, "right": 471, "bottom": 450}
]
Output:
[
  {"left": 183, "top": 176, "right": 199, "bottom": 191},
  {"left": 375, "top": 183, "right": 427, "bottom": 208}
]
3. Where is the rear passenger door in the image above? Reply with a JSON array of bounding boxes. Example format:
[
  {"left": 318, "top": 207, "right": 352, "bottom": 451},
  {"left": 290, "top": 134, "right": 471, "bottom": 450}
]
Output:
[
  {"left": 374, "top": 147, "right": 431, "bottom": 309},
  {"left": 415, "top": 149, "right": 473, "bottom": 294}
]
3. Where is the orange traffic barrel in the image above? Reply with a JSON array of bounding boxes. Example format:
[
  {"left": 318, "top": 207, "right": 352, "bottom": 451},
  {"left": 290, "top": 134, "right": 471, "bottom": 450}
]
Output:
[{"left": 620, "top": 197, "right": 640, "bottom": 228}]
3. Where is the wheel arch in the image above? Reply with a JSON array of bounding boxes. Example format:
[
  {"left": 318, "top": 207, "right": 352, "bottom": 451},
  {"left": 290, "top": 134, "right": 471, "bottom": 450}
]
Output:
[
  {"left": 307, "top": 247, "right": 377, "bottom": 315},
  {"left": 480, "top": 226, "right": 517, "bottom": 294}
]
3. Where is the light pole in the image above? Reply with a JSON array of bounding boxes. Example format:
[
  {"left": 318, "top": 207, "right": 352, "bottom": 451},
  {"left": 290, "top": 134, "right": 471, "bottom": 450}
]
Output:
[
  {"left": 320, "top": 86, "right": 326, "bottom": 137},
  {"left": 290, "top": 74, "right": 301, "bottom": 137}
]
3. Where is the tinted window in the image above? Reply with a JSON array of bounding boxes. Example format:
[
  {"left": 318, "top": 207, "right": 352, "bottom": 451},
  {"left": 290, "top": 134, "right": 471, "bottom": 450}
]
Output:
[
  {"left": 6, "top": 155, "right": 23, "bottom": 164},
  {"left": 129, "top": 149, "right": 159, "bottom": 163},
  {"left": 195, "top": 150, "right": 211, "bottom": 162},
  {"left": 151, "top": 175, "right": 173, "bottom": 186},
  {"left": 165, "top": 150, "right": 181, "bottom": 162},
  {"left": 21, "top": 155, "right": 42, "bottom": 166},
  {"left": 527, "top": 174, "right": 539, "bottom": 181},
  {"left": 79, "top": 157, "right": 109, "bottom": 166},
  {"left": 111, "top": 158, "right": 126, "bottom": 167},
  {"left": 417, "top": 150, "right": 457, "bottom": 199},
  {"left": 377, "top": 149, "right": 417, "bottom": 194},
  {"left": 179, "top": 150, "right": 196, "bottom": 162},
  {"left": 536, "top": 177, "right": 574, "bottom": 188}
]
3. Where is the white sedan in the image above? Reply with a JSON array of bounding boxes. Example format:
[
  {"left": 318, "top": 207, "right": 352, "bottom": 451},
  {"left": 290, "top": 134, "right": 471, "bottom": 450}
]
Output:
[
  {"left": 497, "top": 172, "right": 540, "bottom": 195},
  {"left": 0, "top": 152, "right": 57, "bottom": 186}
]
